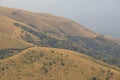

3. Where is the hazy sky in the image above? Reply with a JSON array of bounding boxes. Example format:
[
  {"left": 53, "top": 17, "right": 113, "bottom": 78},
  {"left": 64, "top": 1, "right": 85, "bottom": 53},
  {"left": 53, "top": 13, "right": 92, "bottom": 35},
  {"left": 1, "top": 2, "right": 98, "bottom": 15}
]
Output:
[{"left": 0, "top": 0, "right": 120, "bottom": 38}]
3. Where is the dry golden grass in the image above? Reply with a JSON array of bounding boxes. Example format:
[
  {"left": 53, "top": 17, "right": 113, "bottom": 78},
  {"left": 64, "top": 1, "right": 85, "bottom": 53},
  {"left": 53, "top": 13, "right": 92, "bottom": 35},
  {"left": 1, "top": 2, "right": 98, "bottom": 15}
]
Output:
[
  {"left": 0, "top": 15, "right": 17, "bottom": 34},
  {"left": 0, "top": 14, "right": 41, "bottom": 49},
  {"left": 0, "top": 15, "right": 32, "bottom": 49},
  {"left": 0, "top": 6, "right": 97, "bottom": 38},
  {"left": 0, "top": 15, "right": 23, "bottom": 39},
  {"left": 0, "top": 33, "right": 32, "bottom": 49},
  {"left": 0, "top": 14, "right": 39, "bottom": 40},
  {"left": 0, "top": 47, "right": 120, "bottom": 80}
]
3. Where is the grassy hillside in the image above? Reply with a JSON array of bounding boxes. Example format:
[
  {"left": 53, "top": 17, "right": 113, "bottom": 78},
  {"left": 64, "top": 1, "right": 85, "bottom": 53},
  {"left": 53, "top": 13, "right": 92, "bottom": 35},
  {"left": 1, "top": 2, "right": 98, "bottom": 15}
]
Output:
[
  {"left": 0, "top": 15, "right": 33, "bottom": 59},
  {"left": 0, "top": 6, "right": 97, "bottom": 38},
  {"left": 0, "top": 14, "right": 33, "bottom": 49},
  {"left": 0, "top": 14, "right": 40, "bottom": 42},
  {"left": 0, "top": 15, "right": 17, "bottom": 34},
  {"left": 0, "top": 32, "right": 33, "bottom": 59},
  {"left": 0, "top": 6, "right": 120, "bottom": 67},
  {"left": 0, "top": 47, "right": 120, "bottom": 80},
  {"left": 0, "top": 33, "right": 32, "bottom": 49}
]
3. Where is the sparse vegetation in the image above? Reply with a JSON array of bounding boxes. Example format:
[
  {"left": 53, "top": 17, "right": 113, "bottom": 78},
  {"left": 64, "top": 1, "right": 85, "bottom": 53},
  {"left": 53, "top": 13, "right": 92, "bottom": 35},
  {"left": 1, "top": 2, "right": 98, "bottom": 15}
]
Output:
[
  {"left": 0, "top": 47, "right": 120, "bottom": 80},
  {"left": 13, "top": 22, "right": 120, "bottom": 67}
]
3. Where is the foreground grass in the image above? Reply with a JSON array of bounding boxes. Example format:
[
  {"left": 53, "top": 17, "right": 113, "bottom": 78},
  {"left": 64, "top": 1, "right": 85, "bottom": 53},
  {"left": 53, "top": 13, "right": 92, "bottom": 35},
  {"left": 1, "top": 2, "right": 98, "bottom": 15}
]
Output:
[{"left": 0, "top": 47, "right": 120, "bottom": 80}]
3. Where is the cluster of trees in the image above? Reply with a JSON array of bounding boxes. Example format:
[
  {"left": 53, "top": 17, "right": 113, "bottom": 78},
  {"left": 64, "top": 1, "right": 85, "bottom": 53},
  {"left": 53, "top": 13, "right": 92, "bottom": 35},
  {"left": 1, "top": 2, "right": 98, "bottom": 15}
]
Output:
[
  {"left": 0, "top": 48, "right": 20, "bottom": 59},
  {"left": 69, "top": 36, "right": 120, "bottom": 67},
  {"left": 0, "top": 47, "right": 31, "bottom": 60}
]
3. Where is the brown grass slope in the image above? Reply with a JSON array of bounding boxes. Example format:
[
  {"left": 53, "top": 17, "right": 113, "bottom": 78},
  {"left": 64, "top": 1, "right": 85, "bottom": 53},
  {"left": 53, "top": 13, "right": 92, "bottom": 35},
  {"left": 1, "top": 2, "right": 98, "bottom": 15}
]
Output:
[
  {"left": 0, "top": 14, "right": 39, "bottom": 43},
  {"left": 0, "top": 15, "right": 17, "bottom": 34},
  {"left": 0, "top": 32, "right": 32, "bottom": 49},
  {"left": 0, "top": 6, "right": 97, "bottom": 38},
  {"left": 0, "top": 6, "right": 120, "bottom": 45},
  {"left": 0, "top": 47, "right": 120, "bottom": 80},
  {"left": 0, "top": 14, "right": 45, "bottom": 49}
]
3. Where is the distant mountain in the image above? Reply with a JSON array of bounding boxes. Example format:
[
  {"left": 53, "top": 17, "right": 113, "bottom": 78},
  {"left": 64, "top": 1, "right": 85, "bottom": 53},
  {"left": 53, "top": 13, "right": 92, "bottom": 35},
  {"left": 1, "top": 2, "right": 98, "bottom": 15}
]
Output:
[
  {"left": 0, "top": 6, "right": 120, "bottom": 68},
  {"left": 0, "top": 6, "right": 97, "bottom": 38},
  {"left": 0, "top": 47, "right": 120, "bottom": 80}
]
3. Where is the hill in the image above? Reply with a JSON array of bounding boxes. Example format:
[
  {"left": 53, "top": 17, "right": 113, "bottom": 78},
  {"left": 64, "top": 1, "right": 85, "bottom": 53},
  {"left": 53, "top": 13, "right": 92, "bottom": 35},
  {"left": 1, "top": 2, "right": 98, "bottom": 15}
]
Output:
[
  {"left": 0, "top": 47, "right": 120, "bottom": 80},
  {"left": 0, "top": 33, "right": 31, "bottom": 49},
  {"left": 0, "top": 6, "right": 97, "bottom": 38},
  {"left": 0, "top": 6, "right": 120, "bottom": 67},
  {"left": 0, "top": 32, "right": 32, "bottom": 59},
  {"left": 0, "top": 14, "right": 40, "bottom": 43},
  {"left": 0, "top": 14, "right": 33, "bottom": 59}
]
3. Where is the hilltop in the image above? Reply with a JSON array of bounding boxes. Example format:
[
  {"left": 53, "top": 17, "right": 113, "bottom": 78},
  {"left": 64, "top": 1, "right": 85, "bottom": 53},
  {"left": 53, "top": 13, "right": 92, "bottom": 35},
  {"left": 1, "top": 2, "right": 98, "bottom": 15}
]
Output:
[{"left": 0, "top": 47, "right": 120, "bottom": 80}]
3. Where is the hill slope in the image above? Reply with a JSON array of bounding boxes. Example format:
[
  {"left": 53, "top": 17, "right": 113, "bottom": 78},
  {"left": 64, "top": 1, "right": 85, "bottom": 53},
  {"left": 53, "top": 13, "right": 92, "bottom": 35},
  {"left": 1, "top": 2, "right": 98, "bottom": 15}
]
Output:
[
  {"left": 0, "top": 47, "right": 120, "bottom": 80},
  {"left": 0, "top": 14, "right": 40, "bottom": 43},
  {"left": 0, "top": 6, "right": 97, "bottom": 38},
  {"left": 0, "top": 33, "right": 31, "bottom": 49},
  {"left": 0, "top": 6, "right": 120, "bottom": 67},
  {"left": 0, "top": 32, "right": 32, "bottom": 59}
]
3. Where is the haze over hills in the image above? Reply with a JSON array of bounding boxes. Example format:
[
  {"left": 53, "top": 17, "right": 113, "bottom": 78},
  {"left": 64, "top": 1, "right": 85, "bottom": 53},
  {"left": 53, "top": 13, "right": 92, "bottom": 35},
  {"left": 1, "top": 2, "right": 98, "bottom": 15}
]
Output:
[
  {"left": 1, "top": 0, "right": 120, "bottom": 38},
  {"left": 0, "top": 6, "right": 120, "bottom": 80},
  {"left": 0, "top": 47, "right": 120, "bottom": 80},
  {"left": 0, "top": 6, "right": 97, "bottom": 38}
]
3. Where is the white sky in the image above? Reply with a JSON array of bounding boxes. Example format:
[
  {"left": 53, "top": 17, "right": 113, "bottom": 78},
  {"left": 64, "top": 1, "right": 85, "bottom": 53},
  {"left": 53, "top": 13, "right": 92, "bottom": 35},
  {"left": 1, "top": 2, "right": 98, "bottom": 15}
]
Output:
[
  {"left": 0, "top": 0, "right": 120, "bottom": 38},
  {"left": 0, "top": 0, "right": 60, "bottom": 9}
]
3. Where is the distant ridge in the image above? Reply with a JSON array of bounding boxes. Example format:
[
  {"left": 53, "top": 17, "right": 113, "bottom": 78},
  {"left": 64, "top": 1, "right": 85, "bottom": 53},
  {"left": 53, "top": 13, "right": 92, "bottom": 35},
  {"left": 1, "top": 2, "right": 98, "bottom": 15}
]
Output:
[{"left": 0, "top": 6, "right": 98, "bottom": 38}]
